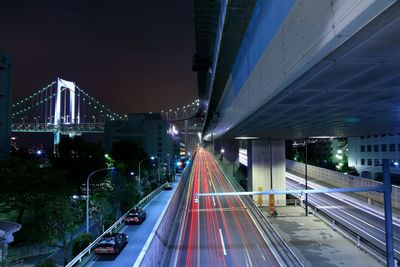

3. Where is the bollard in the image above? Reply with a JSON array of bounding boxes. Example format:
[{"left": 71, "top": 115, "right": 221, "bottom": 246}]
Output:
[
  {"left": 332, "top": 220, "right": 336, "bottom": 230},
  {"left": 356, "top": 236, "right": 360, "bottom": 247}
]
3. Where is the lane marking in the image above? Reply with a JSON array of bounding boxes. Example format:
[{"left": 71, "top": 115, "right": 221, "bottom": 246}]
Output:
[
  {"left": 287, "top": 184, "right": 400, "bottom": 253},
  {"left": 212, "top": 196, "right": 216, "bottom": 207},
  {"left": 287, "top": 182, "right": 400, "bottom": 242},
  {"left": 219, "top": 228, "right": 227, "bottom": 256}
]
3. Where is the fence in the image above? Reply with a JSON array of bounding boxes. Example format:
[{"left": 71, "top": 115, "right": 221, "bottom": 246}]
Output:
[{"left": 286, "top": 159, "right": 400, "bottom": 210}]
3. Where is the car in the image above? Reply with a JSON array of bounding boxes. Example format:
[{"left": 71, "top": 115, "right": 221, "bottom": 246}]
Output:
[
  {"left": 124, "top": 208, "right": 146, "bottom": 224},
  {"left": 94, "top": 233, "right": 128, "bottom": 255},
  {"left": 163, "top": 182, "right": 173, "bottom": 190}
]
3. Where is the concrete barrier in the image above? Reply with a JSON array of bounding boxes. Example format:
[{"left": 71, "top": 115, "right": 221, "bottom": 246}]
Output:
[
  {"left": 134, "top": 162, "right": 191, "bottom": 267},
  {"left": 286, "top": 160, "right": 400, "bottom": 210}
]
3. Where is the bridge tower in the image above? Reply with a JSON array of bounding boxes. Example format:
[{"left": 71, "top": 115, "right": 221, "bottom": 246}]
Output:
[{"left": 53, "top": 78, "right": 78, "bottom": 154}]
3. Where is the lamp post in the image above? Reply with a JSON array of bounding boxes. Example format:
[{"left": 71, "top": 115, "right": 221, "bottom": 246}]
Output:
[
  {"left": 139, "top": 156, "right": 155, "bottom": 181},
  {"left": 305, "top": 140, "right": 309, "bottom": 216},
  {"left": 86, "top": 167, "right": 114, "bottom": 233},
  {"left": 139, "top": 156, "right": 155, "bottom": 190}
]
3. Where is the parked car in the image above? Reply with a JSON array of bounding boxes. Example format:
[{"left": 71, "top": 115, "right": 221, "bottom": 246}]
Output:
[
  {"left": 164, "top": 182, "right": 173, "bottom": 190},
  {"left": 94, "top": 233, "right": 128, "bottom": 255},
  {"left": 124, "top": 208, "right": 146, "bottom": 224}
]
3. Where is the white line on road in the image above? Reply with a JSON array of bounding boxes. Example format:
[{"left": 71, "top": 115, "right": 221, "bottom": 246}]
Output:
[
  {"left": 219, "top": 228, "right": 227, "bottom": 256},
  {"left": 212, "top": 196, "right": 216, "bottom": 207}
]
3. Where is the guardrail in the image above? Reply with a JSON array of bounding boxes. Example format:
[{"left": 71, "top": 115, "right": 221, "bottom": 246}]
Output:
[
  {"left": 286, "top": 160, "right": 400, "bottom": 210},
  {"left": 287, "top": 182, "right": 399, "bottom": 263},
  {"left": 66, "top": 183, "right": 167, "bottom": 267}
]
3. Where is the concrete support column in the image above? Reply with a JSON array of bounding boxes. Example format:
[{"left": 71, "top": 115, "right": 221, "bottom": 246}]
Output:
[{"left": 248, "top": 139, "right": 286, "bottom": 206}]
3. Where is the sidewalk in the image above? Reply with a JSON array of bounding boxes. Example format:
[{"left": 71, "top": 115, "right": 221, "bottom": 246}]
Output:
[{"left": 266, "top": 206, "right": 384, "bottom": 267}]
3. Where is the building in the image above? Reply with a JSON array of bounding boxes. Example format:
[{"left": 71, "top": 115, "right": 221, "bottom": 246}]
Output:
[
  {"left": 104, "top": 112, "right": 175, "bottom": 165},
  {"left": 348, "top": 134, "right": 400, "bottom": 179},
  {"left": 0, "top": 53, "right": 12, "bottom": 160}
]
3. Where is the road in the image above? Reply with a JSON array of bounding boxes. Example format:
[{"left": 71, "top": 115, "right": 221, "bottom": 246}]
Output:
[
  {"left": 286, "top": 172, "right": 400, "bottom": 260},
  {"left": 173, "top": 148, "right": 280, "bottom": 266},
  {"left": 85, "top": 181, "right": 178, "bottom": 267}
]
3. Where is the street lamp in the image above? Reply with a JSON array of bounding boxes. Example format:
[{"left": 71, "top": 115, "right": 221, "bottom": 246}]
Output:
[
  {"left": 139, "top": 156, "right": 155, "bottom": 186},
  {"left": 86, "top": 167, "right": 114, "bottom": 233}
]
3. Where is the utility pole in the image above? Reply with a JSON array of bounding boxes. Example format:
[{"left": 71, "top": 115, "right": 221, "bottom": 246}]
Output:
[{"left": 305, "top": 139, "right": 309, "bottom": 216}]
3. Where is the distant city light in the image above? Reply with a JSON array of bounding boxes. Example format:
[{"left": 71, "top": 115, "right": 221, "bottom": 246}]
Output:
[
  {"left": 221, "top": 148, "right": 225, "bottom": 154},
  {"left": 130, "top": 172, "right": 134, "bottom": 176},
  {"left": 150, "top": 156, "right": 155, "bottom": 160},
  {"left": 37, "top": 150, "right": 42, "bottom": 155}
]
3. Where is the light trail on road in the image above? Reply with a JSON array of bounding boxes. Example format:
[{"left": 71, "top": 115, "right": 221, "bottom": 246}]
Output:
[{"left": 174, "top": 148, "right": 280, "bottom": 266}]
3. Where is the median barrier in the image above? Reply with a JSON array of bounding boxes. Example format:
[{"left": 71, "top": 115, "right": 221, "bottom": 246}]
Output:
[{"left": 134, "top": 162, "right": 191, "bottom": 267}]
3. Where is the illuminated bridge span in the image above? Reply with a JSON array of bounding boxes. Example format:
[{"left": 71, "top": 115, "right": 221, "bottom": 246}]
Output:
[
  {"left": 11, "top": 78, "right": 124, "bottom": 146},
  {"left": 161, "top": 98, "right": 206, "bottom": 122},
  {"left": 12, "top": 78, "right": 124, "bottom": 132}
]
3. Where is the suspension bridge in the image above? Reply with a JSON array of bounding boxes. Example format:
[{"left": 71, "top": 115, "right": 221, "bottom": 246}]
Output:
[
  {"left": 11, "top": 78, "right": 204, "bottom": 151},
  {"left": 11, "top": 78, "right": 124, "bottom": 148}
]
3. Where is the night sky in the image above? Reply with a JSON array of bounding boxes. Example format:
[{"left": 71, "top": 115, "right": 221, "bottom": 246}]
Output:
[{"left": 0, "top": 1, "right": 197, "bottom": 114}]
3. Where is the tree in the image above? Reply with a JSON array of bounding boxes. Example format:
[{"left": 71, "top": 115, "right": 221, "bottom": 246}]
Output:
[
  {"left": 72, "top": 233, "right": 93, "bottom": 256},
  {"left": 35, "top": 259, "right": 57, "bottom": 267},
  {"left": 51, "top": 136, "right": 106, "bottom": 192},
  {"left": 110, "top": 139, "right": 147, "bottom": 175},
  {"left": 0, "top": 157, "right": 71, "bottom": 225},
  {"left": 46, "top": 199, "right": 81, "bottom": 266}
]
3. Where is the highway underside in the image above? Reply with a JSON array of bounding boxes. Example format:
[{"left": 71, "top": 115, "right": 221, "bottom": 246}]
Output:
[{"left": 172, "top": 148, "right": 280, "bottom": 267}]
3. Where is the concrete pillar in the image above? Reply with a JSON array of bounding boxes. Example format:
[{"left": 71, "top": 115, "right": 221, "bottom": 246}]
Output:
[{"left": 248, "top": 139, "right": 286, "bottom": 206}]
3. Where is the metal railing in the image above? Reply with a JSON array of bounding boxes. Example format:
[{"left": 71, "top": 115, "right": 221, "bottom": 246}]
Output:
[
  {"left": 11, "top": 123, "right": 105, "bottom": 133},
  {"left": 66, "top": 183, "right": 167, "bottom": 267}
]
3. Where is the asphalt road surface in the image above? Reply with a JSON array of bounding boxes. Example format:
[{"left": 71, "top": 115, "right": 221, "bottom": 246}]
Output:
[
  {"left": 173, "top": 148, "right": 280, "bottom": 267},
  {"left": 286, "top": 173, "right": 400, "bottom": 260},
  {"left": 86, "top": 181, "right": 178, "bottom": 267}
]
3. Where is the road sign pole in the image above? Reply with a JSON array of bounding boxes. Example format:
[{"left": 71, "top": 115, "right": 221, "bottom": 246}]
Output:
[{"left": 382, "top": 159, "right": 394, "bottom": 267}]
